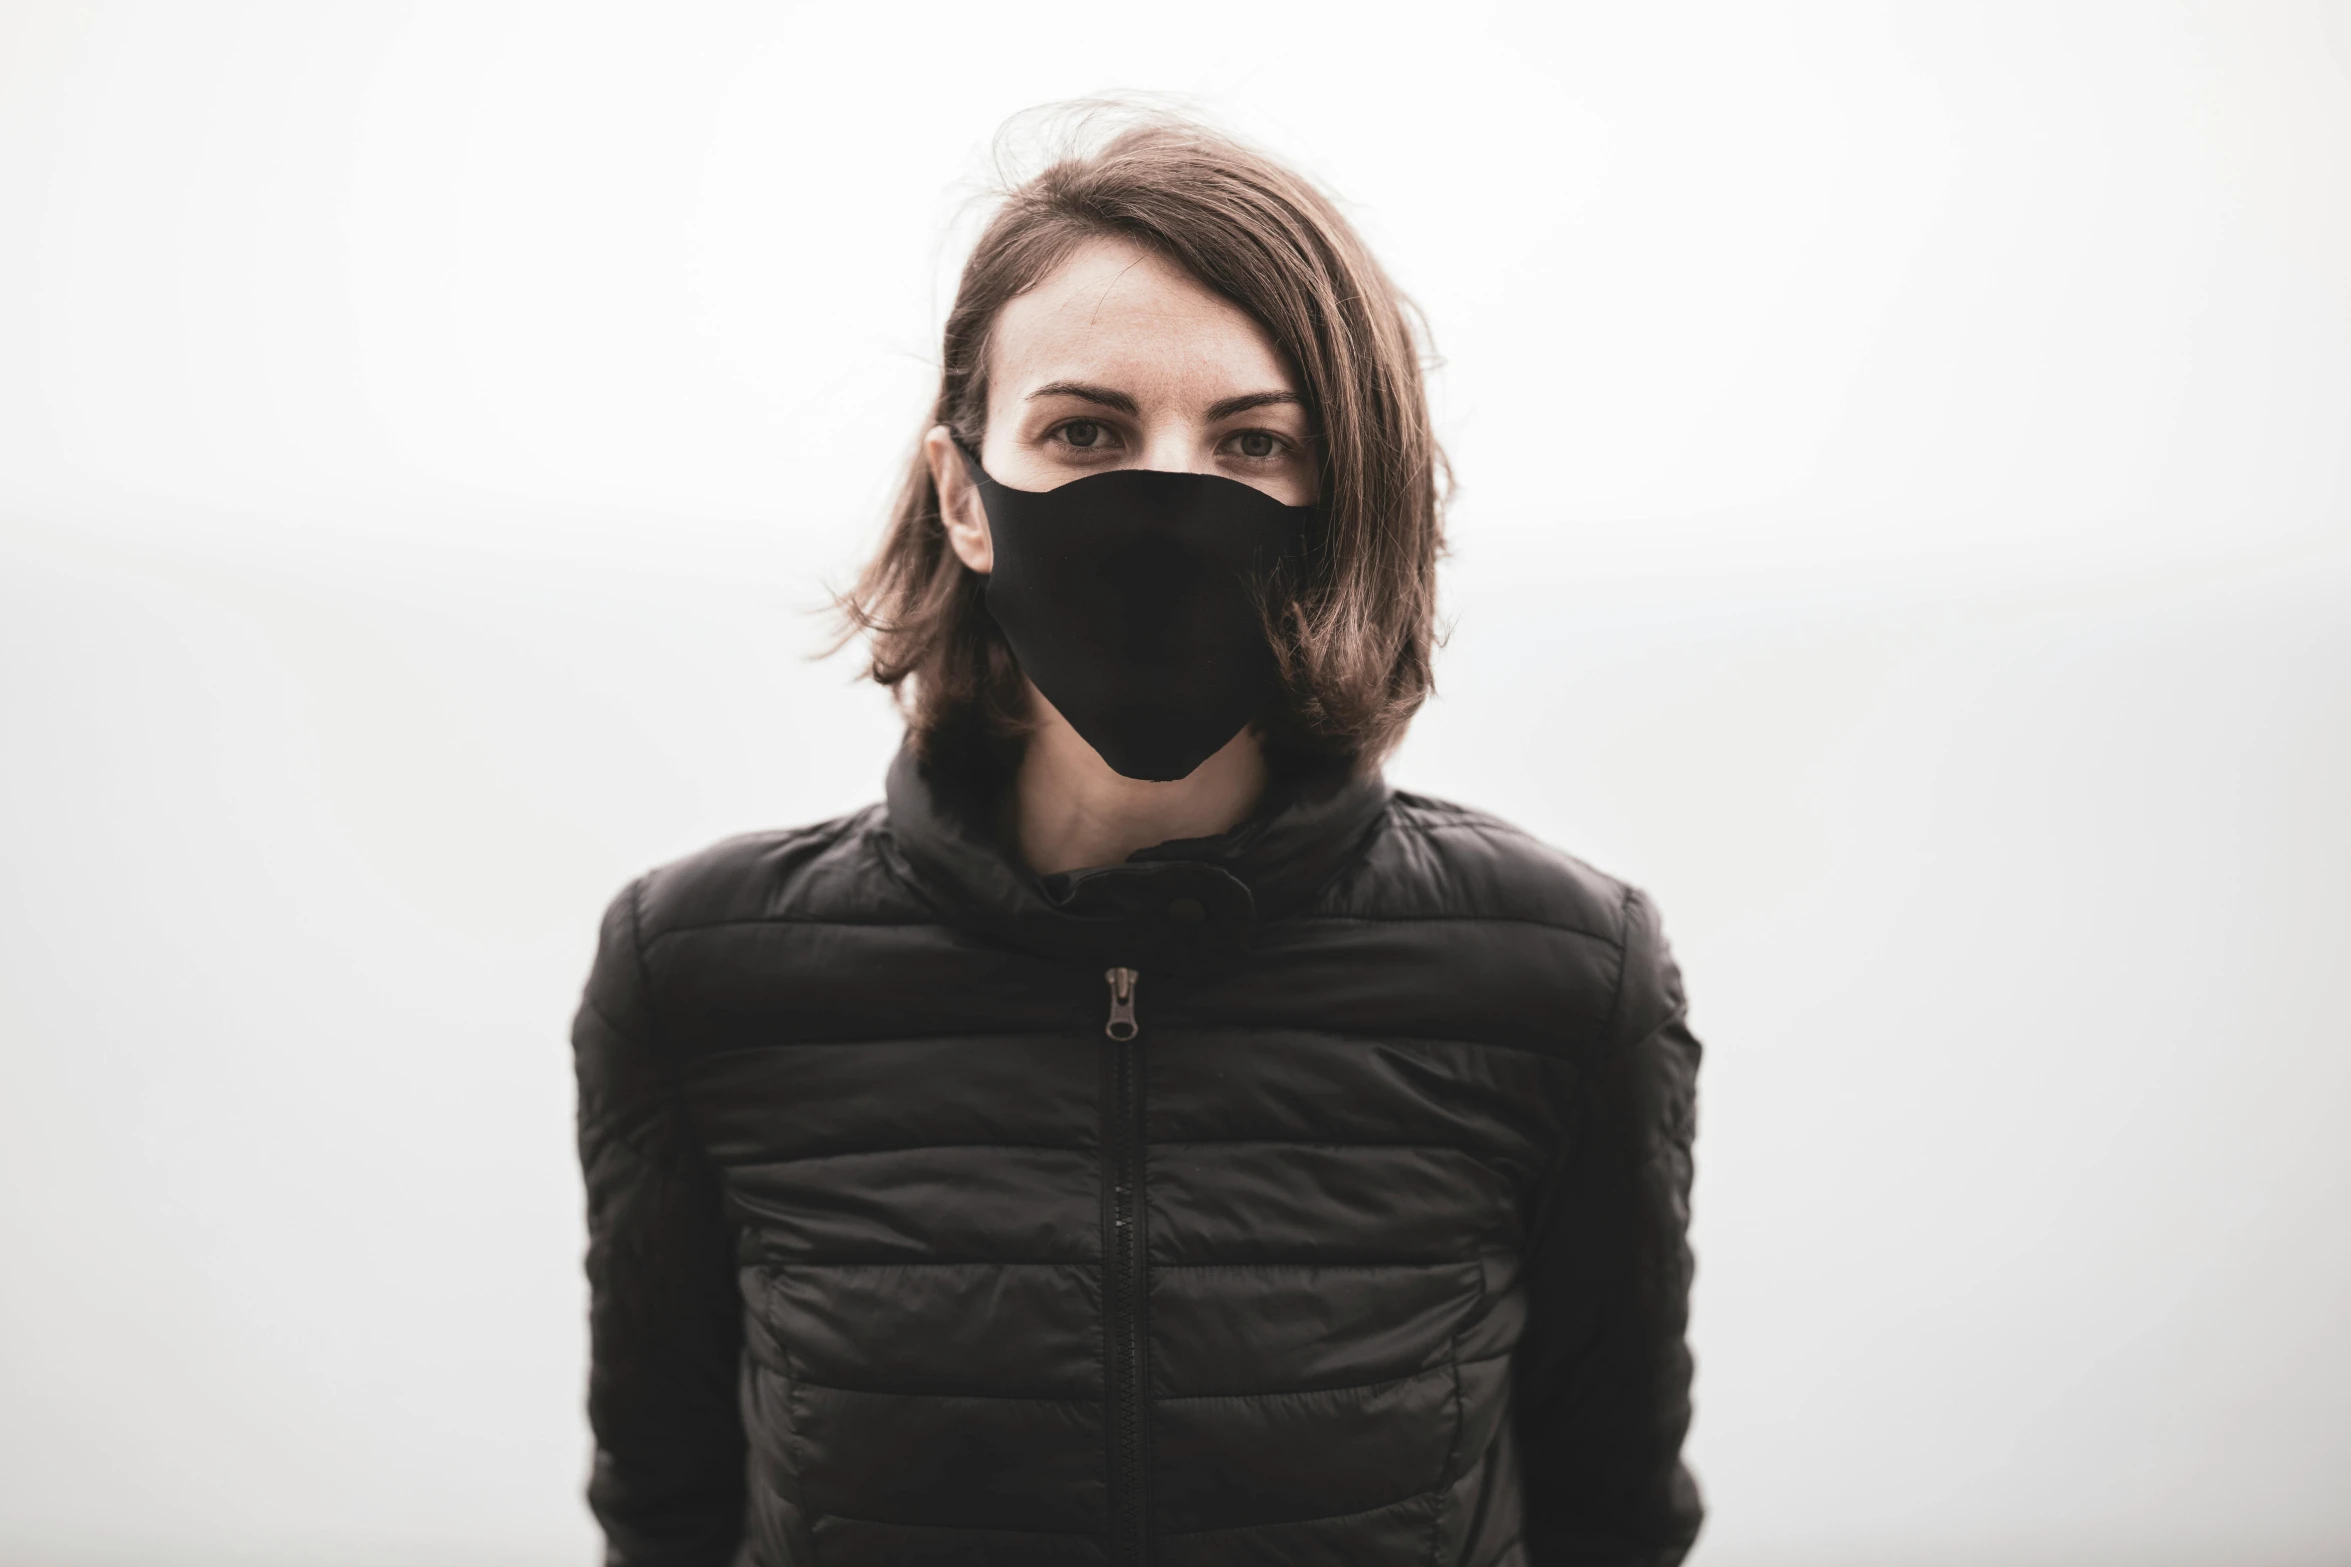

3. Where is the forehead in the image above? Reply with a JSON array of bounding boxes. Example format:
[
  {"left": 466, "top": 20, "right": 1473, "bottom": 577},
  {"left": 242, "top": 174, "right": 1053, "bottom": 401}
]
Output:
[{"left": 988, "top": 237, "right": 1295, "bottom": 395}]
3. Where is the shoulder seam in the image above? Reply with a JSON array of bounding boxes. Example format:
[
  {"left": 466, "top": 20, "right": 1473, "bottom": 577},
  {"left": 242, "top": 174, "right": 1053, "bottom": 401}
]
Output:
[
  {"left": 1386, "top": 802, "right": 1536, "bottom": 839},
  {"left": 1600, "top": 882, "right": 1638, "bottom": 1048},
  {"left": 650, "top": 808, "right": 882, "bottom": 881},
  {"left": 1327, "top": 802, "right": 1628, "bottom": 942},
  {"left": 623, "top": 874, "right": 659, "bottom": 1042},
  {"left": 637, "top": 808, "right": 899, "bottom": 941},
  {"left": 641, "top": 913, "right": 940, "bottom": 949},
  {"left": 1293, "top": 911, "right": 1620, "bottom": 945}
]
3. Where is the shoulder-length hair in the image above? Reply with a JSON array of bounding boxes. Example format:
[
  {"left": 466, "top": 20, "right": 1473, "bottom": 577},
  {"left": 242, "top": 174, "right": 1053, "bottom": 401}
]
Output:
[{"left": 841, "top": 114, "right": 1445, "bottom": 768}]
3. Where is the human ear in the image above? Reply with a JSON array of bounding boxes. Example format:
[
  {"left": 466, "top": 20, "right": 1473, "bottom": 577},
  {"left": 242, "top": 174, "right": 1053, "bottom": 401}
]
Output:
[{"left": 924, "top": 424, "right": 993, "bottom": 575}]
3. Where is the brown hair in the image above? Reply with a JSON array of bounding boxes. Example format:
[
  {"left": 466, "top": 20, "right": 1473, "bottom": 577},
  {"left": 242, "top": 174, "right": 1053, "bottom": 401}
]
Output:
[{"left": 840, "top": 112, "right": 1445, "bottom": 767}]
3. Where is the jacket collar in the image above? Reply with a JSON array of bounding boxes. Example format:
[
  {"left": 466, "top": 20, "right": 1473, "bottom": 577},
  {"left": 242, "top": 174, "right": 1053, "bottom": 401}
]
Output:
[{"left": 879, "top": 735, "right": 1391, "bottom": 972}]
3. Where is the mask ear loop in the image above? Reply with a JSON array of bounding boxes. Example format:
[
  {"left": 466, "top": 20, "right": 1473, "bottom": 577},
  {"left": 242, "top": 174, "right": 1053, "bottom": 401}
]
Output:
[{"left": 948, "top": 434, "right": 990, "bottom": 485}]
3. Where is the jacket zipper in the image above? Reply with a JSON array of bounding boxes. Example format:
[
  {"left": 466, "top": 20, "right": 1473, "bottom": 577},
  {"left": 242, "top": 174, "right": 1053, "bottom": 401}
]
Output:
[
  {"left": 1101, "top": 966, "right": 1149, "bottom": 1563},
  {"left": 1104, "top": 966, "right": 1139, "bottom": 1042}
]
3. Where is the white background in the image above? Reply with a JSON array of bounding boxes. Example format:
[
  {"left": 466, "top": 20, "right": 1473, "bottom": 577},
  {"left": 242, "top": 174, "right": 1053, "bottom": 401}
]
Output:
[{"left": 3, "top": 2, "right": 2347, "bottom": 1563}]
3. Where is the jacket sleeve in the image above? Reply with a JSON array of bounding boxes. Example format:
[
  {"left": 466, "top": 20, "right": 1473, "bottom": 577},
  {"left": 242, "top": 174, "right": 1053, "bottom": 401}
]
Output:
[
  {"left": 573, "top": 877, "right": 748, "bottom": 1566},
  {"left": 1513, "top": 885, "right": 1705, "bottom": 1566}
]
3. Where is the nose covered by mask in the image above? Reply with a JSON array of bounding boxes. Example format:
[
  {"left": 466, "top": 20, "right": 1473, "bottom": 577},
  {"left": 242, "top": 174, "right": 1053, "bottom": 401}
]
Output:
[{"left": 957, "top": 441, "right": 1314, "bottom": 782}]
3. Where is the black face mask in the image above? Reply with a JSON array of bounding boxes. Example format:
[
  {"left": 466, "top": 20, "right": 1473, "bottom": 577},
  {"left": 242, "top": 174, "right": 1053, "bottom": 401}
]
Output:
[{"left": 957, "top": 443, "right": 1314, "bottom": 782}]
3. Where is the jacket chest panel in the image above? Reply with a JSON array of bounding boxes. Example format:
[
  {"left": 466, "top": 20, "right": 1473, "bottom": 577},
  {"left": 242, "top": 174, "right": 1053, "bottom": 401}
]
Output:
[
  {"left": 684, "top": 1023, "right": 1565, "bottom": 1266},
  {"left": 673, "top": 967, "right": 1564, "bottom": 1554},
  {"left": 683, "top": 1017, "right": 1548, "bottom": 1394}
]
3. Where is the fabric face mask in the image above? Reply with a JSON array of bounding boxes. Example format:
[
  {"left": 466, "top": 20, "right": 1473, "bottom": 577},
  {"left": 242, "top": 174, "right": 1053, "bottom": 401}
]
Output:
[{"left": 957, "top": 442, "right": 1314, "bottom": 782}]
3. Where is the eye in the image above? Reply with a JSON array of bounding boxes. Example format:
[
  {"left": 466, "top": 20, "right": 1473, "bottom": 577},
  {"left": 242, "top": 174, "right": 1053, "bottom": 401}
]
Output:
[
  {"left": 1059, "top": 419, "right": 1108, "bottom": 449},
  {"left": 1225, "top": 429, "right": 1290, "bottom": 461}
]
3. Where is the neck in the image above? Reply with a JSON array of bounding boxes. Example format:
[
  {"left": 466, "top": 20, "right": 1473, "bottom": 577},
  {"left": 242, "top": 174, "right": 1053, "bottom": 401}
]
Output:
[{"left": 1015, "top": 705, "right": 1269, "bottom": 876}]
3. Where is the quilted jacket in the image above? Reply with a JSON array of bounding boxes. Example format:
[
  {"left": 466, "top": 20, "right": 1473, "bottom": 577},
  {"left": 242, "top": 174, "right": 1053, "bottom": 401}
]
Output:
[{"left": 571, "top": 740, "right": 1703, "bottom": 1566}]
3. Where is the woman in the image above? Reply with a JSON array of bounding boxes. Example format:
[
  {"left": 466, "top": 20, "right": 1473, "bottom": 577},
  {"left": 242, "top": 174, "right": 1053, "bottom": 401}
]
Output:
[{"left": 573, "top": 116, "right": 1702, "bottom": 1567}]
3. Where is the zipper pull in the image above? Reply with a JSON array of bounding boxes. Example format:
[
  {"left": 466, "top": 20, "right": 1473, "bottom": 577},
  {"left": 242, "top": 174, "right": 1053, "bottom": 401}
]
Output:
[{"left": 1103, "top": 967, "right": 1140, "bottom": 1041}]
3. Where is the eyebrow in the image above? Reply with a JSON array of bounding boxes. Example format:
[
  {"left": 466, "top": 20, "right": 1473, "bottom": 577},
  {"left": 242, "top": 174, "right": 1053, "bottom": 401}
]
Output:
[
  {"left": 1023, "top": 383, "right": 1305, "bottom": 423},
  {"left": 1025, "top": 381, "right": 1139, "bottom": 415},
  {"left": 1205, "top": 390, "right": 1304, "bottom": 421}
]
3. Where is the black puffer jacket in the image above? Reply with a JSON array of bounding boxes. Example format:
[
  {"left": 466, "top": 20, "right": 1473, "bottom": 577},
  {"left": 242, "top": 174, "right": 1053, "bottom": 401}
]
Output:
[{"left": 572, "top": 744, "right": 1703, "bottom": 1567}]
